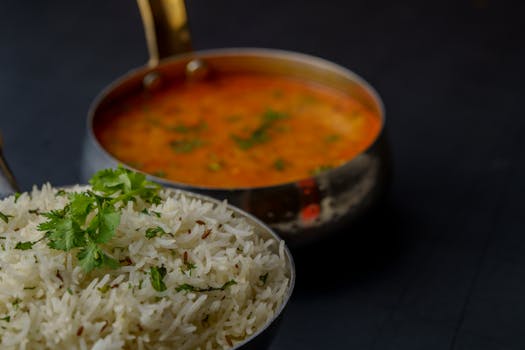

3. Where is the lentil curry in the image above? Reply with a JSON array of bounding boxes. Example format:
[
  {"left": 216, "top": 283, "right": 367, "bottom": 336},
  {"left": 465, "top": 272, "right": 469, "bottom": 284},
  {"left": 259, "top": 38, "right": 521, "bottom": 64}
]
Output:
[{"left": 94, "top": 73, "right": 381, "bottom": 188}]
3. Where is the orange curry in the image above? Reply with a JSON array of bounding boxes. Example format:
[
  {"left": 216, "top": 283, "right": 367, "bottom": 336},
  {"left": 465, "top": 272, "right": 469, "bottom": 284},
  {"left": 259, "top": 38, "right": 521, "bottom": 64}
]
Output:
[{"left": 95, "top": 74, "right": 381, "bottom": 188}]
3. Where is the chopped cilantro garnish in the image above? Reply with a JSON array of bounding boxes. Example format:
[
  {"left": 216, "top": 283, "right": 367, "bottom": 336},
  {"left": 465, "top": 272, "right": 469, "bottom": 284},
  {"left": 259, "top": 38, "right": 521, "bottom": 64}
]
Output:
[
  {"left": 181, "top": 262, "right": 197, "bottom": 275},
  {"left": 0, "top": 211, "right": 13, "bottom": 223},
  {"left": 231, "top": 109, "right": 288, "bottom": 150},
  {"left": 150, "top": 266, "right": 167, "bottom": 292},
  {"left": 176, "top": 280, "right": 237, "bottom": 293},
  {"left": 145, "top": 226, "right": 167, "bottom": 239},
  {"left": 55, "top": 189, "right": 67, "bottom": 197},
  {"left": 169, "top": 138, "right": 204, "bottom": 153},
  {"left": 0, "top": 316, "right": 10, "bottom": 322},
  {"left": 14, "top": 192, "right": 21, "bottom": 203},
  {"left": 273, "top": 158, "right": 286, "bottom": 171},
  {"left": 98, "top": 285, "right": 110, "bottom": 293},
  {"left": 15, "top": 241, "right": 35, "bottom": 250},
  {"left": 141, "top": 209, "right": 161, "bottom": 217},
  {"left": 170, "top": 121, "right": 207, "bottom": 134},
  {"left": 324, "top": 134, "right": 341, "bottom": 143},
  {"left": 207, "top": 162, "right": 222, "bottom": 172}
]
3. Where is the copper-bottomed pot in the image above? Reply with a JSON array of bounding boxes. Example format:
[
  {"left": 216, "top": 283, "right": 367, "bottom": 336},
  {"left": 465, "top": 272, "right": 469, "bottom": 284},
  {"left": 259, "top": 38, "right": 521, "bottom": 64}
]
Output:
[{"left": 81, "top": 0, "right": 391, "bottom": 246}]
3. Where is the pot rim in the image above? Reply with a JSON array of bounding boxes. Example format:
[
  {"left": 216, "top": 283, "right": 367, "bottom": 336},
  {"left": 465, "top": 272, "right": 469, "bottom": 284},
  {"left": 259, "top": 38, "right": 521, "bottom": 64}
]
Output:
[{"left": 86, "top": 47, "right": 386, "bottom": 192}]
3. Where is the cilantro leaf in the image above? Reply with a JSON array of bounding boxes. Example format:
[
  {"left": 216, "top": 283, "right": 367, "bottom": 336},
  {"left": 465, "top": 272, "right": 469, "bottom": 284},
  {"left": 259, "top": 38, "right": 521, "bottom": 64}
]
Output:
[
  {"left": 262, "top": 109, "right": 288, "bottom": 123},
  {"left": 231, "top": 109, "right": 288, "bottom": 150},
  {"left": 169, "top": 138, "right": 204, "bottom": 153},
  {"left": 45, "top": 214, "right": 85, "bottom": 251},
  {"left": 145, "top": 226, "right": 167, "bottom": 239},
  {"left": 90, "top": 167, "right": 161, "bottom": 204},
  {"left": 273, "top": 158, "right": 286, "bottom": 171},
  {"left": 175, "top": 283, "right": 196, "bottom": 292},
  {"left": 88, "top": 205, "right": 120, "bottom": 244},
  {"left": 0, "top": 211, "right": 13, "bottom": 224},
  {"left": 150, "top": 266, "right": 167, "bottom": 292},
  {"left": 69, "top": 192, "right": 94, "bottom": 223},
  {"left": 77, "top": 242, "right": 119, "bottom": 272},
  {"left": 176, "top": 280, "right": 237, "bottom": 293},
  {"left": 15, "top": 241, "right": 35, "bottom": 250}
]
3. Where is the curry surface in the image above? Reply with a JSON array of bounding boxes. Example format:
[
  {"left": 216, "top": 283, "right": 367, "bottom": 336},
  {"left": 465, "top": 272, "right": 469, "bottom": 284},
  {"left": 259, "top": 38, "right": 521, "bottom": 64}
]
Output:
[{"left": 95, "top": 74, "right": 381, "bottom": 188}]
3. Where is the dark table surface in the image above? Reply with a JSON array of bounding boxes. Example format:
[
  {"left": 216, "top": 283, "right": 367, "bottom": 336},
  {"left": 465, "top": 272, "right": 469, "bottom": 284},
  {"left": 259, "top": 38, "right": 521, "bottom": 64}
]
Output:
[{"left": 2, "top": 1, "right": 525, "bottom": 349}]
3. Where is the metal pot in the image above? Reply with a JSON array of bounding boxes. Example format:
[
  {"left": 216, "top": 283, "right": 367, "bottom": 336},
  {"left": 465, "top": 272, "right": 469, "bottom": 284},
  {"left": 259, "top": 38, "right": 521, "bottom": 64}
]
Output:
[{"left": 82, "top": 0, "right": 391, "bottom": 246}]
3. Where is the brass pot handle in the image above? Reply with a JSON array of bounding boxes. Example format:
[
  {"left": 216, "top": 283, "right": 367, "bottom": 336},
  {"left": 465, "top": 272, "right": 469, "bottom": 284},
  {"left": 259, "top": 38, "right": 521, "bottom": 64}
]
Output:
[
  {"left": 137, "top": 0, "right": 192, "bottom": 67},
  {"left": 0, "top": 134, "right": 20, "bottom": 197}
]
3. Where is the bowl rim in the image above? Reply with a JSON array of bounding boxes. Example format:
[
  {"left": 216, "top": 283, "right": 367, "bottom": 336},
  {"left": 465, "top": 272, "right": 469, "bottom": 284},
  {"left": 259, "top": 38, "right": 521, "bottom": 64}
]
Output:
[{"left": 86, "top": 47, "right": 386, "bottom": 192}]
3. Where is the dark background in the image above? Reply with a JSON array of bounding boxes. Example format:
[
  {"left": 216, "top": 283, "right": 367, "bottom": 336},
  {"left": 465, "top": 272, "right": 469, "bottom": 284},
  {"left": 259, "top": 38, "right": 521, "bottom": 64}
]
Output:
[{"left": 1, "top": 0, "right": 525, "bottom": 349}]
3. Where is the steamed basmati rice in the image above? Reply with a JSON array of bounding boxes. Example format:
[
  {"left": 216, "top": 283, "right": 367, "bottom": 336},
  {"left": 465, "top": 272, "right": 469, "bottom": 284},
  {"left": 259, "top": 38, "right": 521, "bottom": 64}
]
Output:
[{"left": 0, "top": 184, "right": 290, "bottom": 349}]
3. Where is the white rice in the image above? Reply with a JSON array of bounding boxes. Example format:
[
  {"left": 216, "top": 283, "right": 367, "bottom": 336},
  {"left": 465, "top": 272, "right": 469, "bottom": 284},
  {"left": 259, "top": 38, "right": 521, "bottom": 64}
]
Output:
[{"left": 0, "top": 184, "right": 290, "bottom": 349}]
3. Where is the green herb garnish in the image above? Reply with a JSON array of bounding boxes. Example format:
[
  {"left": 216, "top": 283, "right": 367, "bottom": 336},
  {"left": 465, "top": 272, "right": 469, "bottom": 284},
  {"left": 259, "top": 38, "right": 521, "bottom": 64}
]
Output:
[
  {"left": 170, "top": 138, "right": 204, "bottom": 153},
  {"left": 207, "top": 162, "right": 222, "bottom": 172},
  {"left": 145, "top": 226, "right": 167, "bottom": 239},
  {"left": 37, "top": 167, "right": 161, "bottom": 272},
  {"left": 55, "top": 189, "right": 67, "bottom": 197},
  {"left": 0, "top": 211, "right": 13, "bottom": 224},
  {"left": 324, "top": 134, "right": 341, "bottom": 143},
  {"left": 170, "top": 121, "right": 207, "bottom": 134},
  {"left": 176, "top": 280, "right": 237, "bottom": 293},
  {"left": 142, "top": 209, "right": 161, "bottom": 217},
  {"left": 181, "top": 262, "right": 197, "bottom": 276},
  {"left": 98, "top": 285, "right": 110, "bottom": 293},
  {"left": 273, "top": 158, "right": 286, "bottom": 171},
  {"left": 14, "top": 192, "right": 21, "bottom": 203},
  {"left": 15, "top": 241, "right": 35, "bottom": 250},
  {"left": 150, "top": 266, "right": 167, "bottom": 292},
  {"left": 231, "top": 109, "right": 288, "bottom": 150},
  {"left": 259, "top": 273, "right": 269, "bottom": 285},
  {"left": 0, "top": 316, "right": 10, "bottom": 322}
]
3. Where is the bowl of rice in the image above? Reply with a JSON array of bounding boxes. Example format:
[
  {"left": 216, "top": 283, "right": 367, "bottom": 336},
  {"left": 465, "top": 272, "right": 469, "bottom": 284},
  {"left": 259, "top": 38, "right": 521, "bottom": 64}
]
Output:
[{"left": 0, "top": 168, "right": 295, "bottom": 349}]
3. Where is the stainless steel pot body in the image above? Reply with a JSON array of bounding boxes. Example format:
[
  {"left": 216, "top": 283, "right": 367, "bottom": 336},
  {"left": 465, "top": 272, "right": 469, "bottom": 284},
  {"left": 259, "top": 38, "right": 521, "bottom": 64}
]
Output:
[{"left": 82, "top": 48, "right": 390, "bottom": 246}]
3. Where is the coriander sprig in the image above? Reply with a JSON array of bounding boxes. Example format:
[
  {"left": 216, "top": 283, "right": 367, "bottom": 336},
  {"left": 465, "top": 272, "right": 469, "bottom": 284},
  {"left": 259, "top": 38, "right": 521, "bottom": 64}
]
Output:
[{"left": 37, "top": 167, "right": 161, "bottom": 272}]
